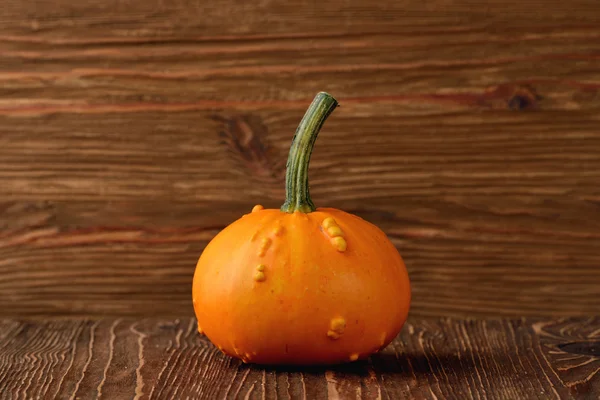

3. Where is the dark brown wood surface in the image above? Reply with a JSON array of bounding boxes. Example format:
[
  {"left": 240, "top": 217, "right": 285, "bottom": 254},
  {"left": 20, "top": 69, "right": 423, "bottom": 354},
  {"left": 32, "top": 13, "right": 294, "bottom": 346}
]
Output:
[
  {"left": 1, "top": 317, "right": 599, "bottom": 399},
  {"left": 1, "top": 0, "right": 600, "bottom": 318}
]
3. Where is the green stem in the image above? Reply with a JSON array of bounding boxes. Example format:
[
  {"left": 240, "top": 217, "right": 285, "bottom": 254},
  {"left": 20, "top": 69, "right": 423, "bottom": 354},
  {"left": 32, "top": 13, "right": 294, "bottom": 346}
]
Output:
[{"left": 281, "top": 92, "right": 338, "bottom": 213}]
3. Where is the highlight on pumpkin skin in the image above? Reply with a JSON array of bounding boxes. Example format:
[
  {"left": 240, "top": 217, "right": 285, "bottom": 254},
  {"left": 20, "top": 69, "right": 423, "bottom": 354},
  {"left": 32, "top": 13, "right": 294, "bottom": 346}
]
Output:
[
  {"left": 321, "top": 217, "right": 347, "bottom": 252},
  {"left": 327, "top": 316, "right": 346, "bottom": 340},
  {"left": 254, "top": 271, "right": 266, "bottom": 282},
  {"left": 242, "top": 352, "right": 253, "bottom": 363},
  {"left": 330, "top": 236, "right": 347, "bottom": 252},
  {"left": 261, "top": 237, "right": 272, "bottom": 249},
  {"left": 257, "top": 237, "right": 272, "bottom": 257},
  {"left": 327, "top": 226, "right": 344, "bottom": 238},
  {"left": 322, "top": 217, "right": 337, "bottom": 229},
  {"left": 233, "top": 345, "right": 242, "bottom": 359},
  {"left": 251, "top": 204, "right": 264, "bottom": 213},
  {"left": 349, "top": 353, "right": 359, "bottom": 362},
  {"left": 272, "top": 224, "right": 285, "bottom": 236}
]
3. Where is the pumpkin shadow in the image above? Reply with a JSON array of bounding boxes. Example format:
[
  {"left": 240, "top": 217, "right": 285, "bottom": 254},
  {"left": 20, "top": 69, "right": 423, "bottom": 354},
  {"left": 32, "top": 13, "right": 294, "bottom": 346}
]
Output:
[
  {"left": 249, "top": 349, "right": 486, "bottom": 380},
  {"left": 370, "top": 350, "right": 464, "bottom": 376}
]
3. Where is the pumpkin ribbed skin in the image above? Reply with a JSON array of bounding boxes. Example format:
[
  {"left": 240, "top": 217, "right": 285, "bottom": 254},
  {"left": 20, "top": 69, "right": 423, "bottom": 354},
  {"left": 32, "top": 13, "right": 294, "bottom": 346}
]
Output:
[{"left": 192, "top": 207, "right": 410, "bottom": 365}]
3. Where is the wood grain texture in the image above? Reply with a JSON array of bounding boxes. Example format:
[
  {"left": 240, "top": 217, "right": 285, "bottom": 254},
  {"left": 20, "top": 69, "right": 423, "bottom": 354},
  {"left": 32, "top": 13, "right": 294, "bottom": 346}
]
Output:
[
  {"left": 1, "top": 317, "right": 599, "bottom": 399},
  {"left": 1, "top": 0, "right": 600, "bottom": 318}
]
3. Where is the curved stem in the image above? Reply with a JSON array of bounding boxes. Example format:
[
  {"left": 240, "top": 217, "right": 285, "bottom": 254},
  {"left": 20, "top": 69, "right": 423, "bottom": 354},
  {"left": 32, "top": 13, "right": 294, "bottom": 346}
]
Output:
[{"left": 281, "top": 92, "right": 338, "bottom": 213}]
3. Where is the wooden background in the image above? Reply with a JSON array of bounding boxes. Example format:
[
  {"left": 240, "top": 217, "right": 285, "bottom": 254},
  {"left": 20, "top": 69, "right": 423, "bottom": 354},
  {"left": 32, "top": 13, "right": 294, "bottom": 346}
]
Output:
[{"left": 1, "top": 0, "right": 600, "bottom": 320}]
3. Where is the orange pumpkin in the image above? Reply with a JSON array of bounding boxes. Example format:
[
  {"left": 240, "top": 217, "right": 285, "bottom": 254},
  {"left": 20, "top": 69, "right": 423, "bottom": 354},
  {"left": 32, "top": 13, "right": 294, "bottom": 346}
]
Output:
[{"left": 192, "top": 92, "right": 411, "bottom": 365}]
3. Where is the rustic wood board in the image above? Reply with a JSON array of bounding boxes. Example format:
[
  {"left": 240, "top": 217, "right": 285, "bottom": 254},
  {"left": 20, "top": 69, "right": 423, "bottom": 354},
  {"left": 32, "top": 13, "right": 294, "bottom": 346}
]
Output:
[
  {"left": 1, "top": 0, "right": 600, "bottom": 318},
  {"left": 1, "top": 317, "right": 599, "bottom": 399}
]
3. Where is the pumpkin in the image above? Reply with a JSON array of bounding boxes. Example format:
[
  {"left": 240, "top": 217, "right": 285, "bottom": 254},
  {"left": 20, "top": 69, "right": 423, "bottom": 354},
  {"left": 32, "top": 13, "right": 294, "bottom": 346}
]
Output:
[{"left": 192, "top": 92, "right": 411, "bottom": 365}]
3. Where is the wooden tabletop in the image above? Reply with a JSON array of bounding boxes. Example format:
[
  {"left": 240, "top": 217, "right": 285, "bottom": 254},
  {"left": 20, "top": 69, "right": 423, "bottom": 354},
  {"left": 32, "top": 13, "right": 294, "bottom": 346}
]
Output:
[{"left": 1, "top": 317, "right": 598, "bottom": 399}]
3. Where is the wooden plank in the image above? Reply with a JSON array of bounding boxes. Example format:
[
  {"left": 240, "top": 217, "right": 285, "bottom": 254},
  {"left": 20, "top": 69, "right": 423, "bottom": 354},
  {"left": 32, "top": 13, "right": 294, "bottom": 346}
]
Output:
[
  {"left": 1, "top": 47, "right": 599, "bottom": 113},
  {"left": 1, "top": 24, "right": 600, "bottom": 113},
  {"left": 0, "top": 317, "right": 598, "bottom": 399},
  {"left": 1, "top": 1, "right": 600, "bottom": 114},
  {"left": 2, "top": 0, "right": 600, "bottom": 40},
  {"left": 2, "top": 111, "right": 599, "bottom": 201}
]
